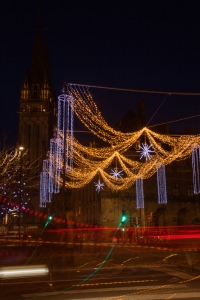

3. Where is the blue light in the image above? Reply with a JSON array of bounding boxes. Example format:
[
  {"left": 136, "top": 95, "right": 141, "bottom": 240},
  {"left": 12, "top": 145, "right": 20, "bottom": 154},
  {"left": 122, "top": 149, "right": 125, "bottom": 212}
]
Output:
[
  {"left": 157, "top": 164, "right": 167, "bottom": 204},
  {"left": 136, "top": 178, "right": 144, "bottom": 209},
  {"left": 192, "top": 145, "right": 200, "bottom": 194}
]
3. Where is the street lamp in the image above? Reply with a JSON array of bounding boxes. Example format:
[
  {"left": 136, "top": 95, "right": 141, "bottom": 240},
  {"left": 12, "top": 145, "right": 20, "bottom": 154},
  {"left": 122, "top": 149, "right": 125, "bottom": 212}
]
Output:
[{"left": 19, "top": 146, "right": 24, "bottom": 241}]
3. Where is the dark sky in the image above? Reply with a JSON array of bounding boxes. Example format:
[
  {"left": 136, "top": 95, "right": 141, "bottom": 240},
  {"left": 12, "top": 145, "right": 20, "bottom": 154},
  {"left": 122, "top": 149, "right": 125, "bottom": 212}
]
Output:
[{"left": 1, "top": 0, "right": 200, "bottom": 145}]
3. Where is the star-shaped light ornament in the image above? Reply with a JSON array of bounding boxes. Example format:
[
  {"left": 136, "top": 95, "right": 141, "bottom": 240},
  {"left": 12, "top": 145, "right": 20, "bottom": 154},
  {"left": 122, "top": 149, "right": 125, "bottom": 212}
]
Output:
[
  {"left": 137, "top": 143, "right": 154, "bottom": 161},
  {"left": 94, "top": 180, "right": 104, "bottom": 193},
  {"left": 110, "top": 168, "right": 123, "bottom": 180}
]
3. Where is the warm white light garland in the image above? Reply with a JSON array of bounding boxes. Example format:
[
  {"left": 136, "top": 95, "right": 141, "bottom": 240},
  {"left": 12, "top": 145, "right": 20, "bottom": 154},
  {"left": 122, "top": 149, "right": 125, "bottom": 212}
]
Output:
[{"left": 40, "top": 84, "right": 200, "bottom": 208}]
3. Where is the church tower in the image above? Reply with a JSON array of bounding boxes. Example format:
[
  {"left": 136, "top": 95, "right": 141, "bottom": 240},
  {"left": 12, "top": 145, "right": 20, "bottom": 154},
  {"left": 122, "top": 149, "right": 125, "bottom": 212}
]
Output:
[{"left": 18, "top": 14, "right": 56, "bottom": 169}]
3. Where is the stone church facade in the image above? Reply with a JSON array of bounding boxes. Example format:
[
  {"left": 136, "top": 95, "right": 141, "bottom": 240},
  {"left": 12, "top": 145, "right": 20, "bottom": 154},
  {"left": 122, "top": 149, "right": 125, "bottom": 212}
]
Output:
[
  {"left": 17, "top": 15, "right": 56, "bottom": 213},
  {"left": 18, "top": 14, "right": 56, "bottom": 166}
]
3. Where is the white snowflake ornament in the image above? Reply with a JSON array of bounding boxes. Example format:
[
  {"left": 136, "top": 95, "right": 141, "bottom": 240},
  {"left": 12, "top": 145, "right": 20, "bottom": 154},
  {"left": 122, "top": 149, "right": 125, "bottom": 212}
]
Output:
[
  {"left": 110, "top": 168, "right": 123, "bottom": 179},
  {"left": 94, "top": 180, "right": 104, "bottom": 193},
  {"left": 137, "top": 143, "right": 154, "bottom": 161}
]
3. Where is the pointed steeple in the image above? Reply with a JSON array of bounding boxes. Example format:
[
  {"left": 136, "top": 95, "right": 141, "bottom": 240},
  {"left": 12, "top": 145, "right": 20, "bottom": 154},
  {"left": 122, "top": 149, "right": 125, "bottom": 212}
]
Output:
[
  {"left": 30, "top": 10, "right": 44, "bottom": 83},
  {"left": 43, "top": 36, "right": 51, "bottom": 85}
]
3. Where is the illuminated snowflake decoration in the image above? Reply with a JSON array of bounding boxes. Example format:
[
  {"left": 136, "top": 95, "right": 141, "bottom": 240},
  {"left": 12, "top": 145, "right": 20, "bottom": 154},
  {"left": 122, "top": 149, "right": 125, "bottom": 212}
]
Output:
[
  {"left": 110, "top": 168, "right": 123, "bottom": 179},
  {"left": 137, "top": 143, "right": 154, "bottom": 161},
  {"left": 94, "top": 180, "right": 104, "bottom": 193}
]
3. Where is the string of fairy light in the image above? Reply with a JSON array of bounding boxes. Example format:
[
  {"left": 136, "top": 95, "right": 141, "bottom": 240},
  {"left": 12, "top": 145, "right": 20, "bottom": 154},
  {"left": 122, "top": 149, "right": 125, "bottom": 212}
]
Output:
[{"left": 40, "top": 83, "right": 200, "bottom": 208}]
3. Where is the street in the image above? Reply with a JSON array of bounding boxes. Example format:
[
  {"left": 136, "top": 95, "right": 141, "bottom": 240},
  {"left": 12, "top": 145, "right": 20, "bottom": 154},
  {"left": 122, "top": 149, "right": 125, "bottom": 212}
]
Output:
[{"left": 0, "top": 241, "right": 200, "bottom": 299}]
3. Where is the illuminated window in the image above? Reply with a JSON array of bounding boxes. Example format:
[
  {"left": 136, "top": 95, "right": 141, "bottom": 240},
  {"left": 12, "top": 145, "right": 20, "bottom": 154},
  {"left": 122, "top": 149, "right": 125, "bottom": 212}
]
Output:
[
  {"left": 22, "top": 90, "right": 28, "bottom": 100},
  {"left": 42, "top": 89, "right": 48, "bottom": 99},
  {"left": 173, "top": 183, "right": 179, "bottom": 196}
]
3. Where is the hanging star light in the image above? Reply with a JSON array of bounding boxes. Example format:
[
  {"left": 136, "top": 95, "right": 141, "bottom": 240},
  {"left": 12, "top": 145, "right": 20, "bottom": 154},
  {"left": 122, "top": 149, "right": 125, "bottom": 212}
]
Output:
[
  {"left": 137, "top": 143, "right": 154, "bottom": 161},
  {"left": 94, "top": 180, "right": 104, "bottom": 193},
  {"left": 110, "top": 168, "right": 123, "bottom": 179}
]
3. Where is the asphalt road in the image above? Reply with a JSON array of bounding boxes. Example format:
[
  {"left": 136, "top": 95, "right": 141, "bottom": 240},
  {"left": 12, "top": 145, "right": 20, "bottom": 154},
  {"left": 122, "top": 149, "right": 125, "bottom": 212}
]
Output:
[{"left": 0, "top": 243, "right": 200, "bottom": 300}]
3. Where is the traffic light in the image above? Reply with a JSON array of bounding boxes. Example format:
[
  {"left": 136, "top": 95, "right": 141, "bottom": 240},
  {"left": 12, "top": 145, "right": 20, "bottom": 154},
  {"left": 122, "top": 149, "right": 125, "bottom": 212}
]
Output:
[
  {"left": 121, "top": 210, "right": 127, "bottom": 224},
  {"left": 136, "top": 216, "right": 141, "bottom": 227},
  {"left": 48, "top": 215, "right": 53, "bottom": 221},
  {"left": 151, "top": 212, "right": 159, "bottom": 226}
]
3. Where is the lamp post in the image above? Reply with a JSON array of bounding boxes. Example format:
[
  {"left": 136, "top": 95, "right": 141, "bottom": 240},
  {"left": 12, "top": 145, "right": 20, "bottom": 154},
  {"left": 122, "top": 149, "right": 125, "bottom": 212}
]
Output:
[{"left": 19, "top": 146, "right": 24, "bottom": 241}]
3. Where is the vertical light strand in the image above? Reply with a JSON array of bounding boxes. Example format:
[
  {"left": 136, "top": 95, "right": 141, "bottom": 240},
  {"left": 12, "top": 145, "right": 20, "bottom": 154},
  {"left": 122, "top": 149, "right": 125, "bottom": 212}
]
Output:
[
  {"left": 192, "top": 145, "right": 200, "bottom": 194},
  {"left": 66, "top": 93, "right": 69, "bottom": 170},
  {"left": 49, "top": 138, "right": 60, "bottom": 194},
  {"left": 70, "top": 96, "right": 74, "bottom": 170},
  {"left": 57, "top": 93, "right": 74, "bottom": 172},
  {"left": 136, "top": 178, "right": 144, "bottom": 209},
  {"left": 49, "top": 139, "right": 54, "bottom": 194},
  {"left": 157, "top": 164, "right": 167, "bottom": 204},
  {"left": 40, "top": 159, "right": 52, "bottom": 207}
]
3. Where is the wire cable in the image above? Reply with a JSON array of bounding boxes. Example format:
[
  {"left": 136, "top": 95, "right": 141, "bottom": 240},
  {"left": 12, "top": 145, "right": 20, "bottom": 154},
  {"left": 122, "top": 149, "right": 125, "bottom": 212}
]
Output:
[
  {"left": 149, "top": 113, "right": 200, "bottom": 128},
  {"left": 68, "top": 82, "right": 200, "bottom": 96},
  {"left": 146, "top": 94, "right": 170, "bottom": 127}
]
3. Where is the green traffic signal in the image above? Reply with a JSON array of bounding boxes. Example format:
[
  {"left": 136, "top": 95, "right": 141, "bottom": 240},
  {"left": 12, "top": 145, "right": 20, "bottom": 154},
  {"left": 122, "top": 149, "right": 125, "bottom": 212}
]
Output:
[
  {"left": 121, "top": 210, "right": 127, "bottom": 224},
  {"left": 121, "top": 215, "right": 126, "bottom": 223},
  {"left": 48, "top": 215, "right": 53, "bottom": 221}
]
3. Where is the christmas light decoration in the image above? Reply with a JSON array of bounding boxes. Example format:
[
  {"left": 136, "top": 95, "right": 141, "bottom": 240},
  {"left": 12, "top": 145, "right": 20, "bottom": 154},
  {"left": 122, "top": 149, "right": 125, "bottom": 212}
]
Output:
[
  {"left": 157, "top": 164, "right": 167, "bottom": 204},
  {"left": 57, "top": 91, "right": 74, "bottom": 171},
  {"left": 192, "top": 144, "right": 200, "bottom": 194},
  {"left": 41, "top": 87, "right": 74, "bottom": 204},
  {"left": 110, "top": 168, "right": 123, "bottom": 179},
  {"left": 94, "top": 180, "right": 104, "bottom": 193},
  {"left": 40, "top": 84, "right": 200, "bottom": 199},
  {"left": 137, "top": 143, "right": 154, "bottom": 161},
  {"left": 136, "top": 178, "right": 144, "bottom": 209},
  {"left": 40, "top": 159, "right": 52, "bottom": 208},
  {"left": 49, "top": 138, "right": 61, "bottom": 194}
]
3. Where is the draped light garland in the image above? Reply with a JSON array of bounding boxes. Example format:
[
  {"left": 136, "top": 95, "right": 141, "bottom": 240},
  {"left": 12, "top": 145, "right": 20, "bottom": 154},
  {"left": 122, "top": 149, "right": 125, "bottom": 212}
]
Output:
[
  {"left": 40, "top": 83, "right": 200, "bottom": 209},
  {"left": 48, "top": 127, "right": 200, "bottom": 192}
]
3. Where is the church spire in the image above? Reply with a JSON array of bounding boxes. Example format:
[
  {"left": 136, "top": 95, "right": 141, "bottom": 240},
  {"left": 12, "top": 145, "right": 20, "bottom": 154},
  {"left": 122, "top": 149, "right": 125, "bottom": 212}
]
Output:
[
  {"left": 43, "top": 36, "right": 51, "bottom": 85},
  {"left": 30, "top": 10, "right": 44, "bottom": 83}
]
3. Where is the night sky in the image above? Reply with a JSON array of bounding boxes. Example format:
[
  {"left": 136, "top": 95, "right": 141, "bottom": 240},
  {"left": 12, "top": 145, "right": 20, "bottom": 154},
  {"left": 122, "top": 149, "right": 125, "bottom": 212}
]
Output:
[{"left": 1, "top": 0, "right": 200, "bottom": 145}]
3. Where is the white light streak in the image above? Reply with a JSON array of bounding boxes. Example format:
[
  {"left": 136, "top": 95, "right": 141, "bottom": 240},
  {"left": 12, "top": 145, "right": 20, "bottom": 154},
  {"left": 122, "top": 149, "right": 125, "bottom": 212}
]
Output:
[
  {"left": 136, "top": 178, "right": 144, "bottom": 209},
  {"left": 192, "top": 145, "right": 200, "bottom": 194},
  {"left": 157, "top": 164, "right": 167, "bottom": 204},
  {"left": 40, "top": 159, "right": 52, "bottom": 207},
  {"left": 0, "top": 265, "right": 49, "bottom": 279}
]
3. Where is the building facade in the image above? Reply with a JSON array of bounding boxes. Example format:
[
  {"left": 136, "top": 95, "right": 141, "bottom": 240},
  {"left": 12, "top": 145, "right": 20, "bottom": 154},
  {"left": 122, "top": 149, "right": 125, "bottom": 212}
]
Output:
[
  {"left": 17, "top": 15, "right": 56, "bottom": 212},
  {"left": 18, "top": 15, "right": 56, "bottom": 168}
]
